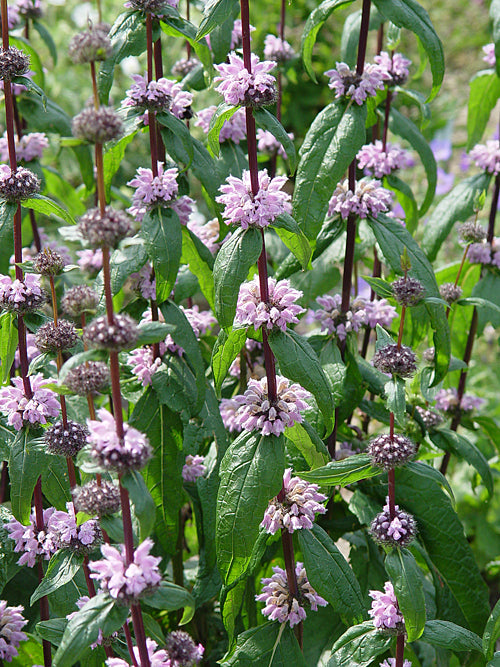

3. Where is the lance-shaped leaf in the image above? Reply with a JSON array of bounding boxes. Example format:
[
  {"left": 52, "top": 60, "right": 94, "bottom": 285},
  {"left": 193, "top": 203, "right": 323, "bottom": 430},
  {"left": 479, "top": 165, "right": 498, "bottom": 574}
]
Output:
[
  {"left": 299, "top": 453, "right": 382, "bottom": 486},
  {"left": 293, "top": 100, "right": 366, "bottom": 240},
  {"left": 0, "top": 312, "right": 18, "bottom": 383},
  {"left": 467, "top": 71, "right": 500, "bottom": 150},
  {"left": 196, "top": 0, "right": 239, "bottom": 39},
  {"left": 143, "top": 581, "right": 195, "bottom": 625},
  {"left": 385, "top": 547, "right": 426, "bottom": 641},
  {"left": 23, "top": 194, "right": 74, "bottom": 225},
  {"left": 385, "top": 376, "right": 406, "bottom": 427},
  {"left": 181, "top": 226, "right": 215, "bottom": 311},
  {"left": 121, "top": 470, "right": 156, "bottom": 541},
  {"left": 208, "top": 103, "right": 241, "bottom": 156},
  {"left": 484, "top": 599, "right": 500, "bottom": 661},
  {"left": 329, "top": 621, "right": 392, "bottom": 667},
  {"left": 211, "top": 327, "right": 248, "bottom": 395},
  {"left": 221, "top": 622, "right": 306, "bottom": 666},
  {"left": 253, "top": 108, "right": 297, "bottom": 174},
  {"left": 421, "top": 620, "right": 483, "bottom": 653},
  {"left": 110, "top": 237, "right": 148, "bottom": 295},
  {"left": 157, "top": 111, "right": 194, "bottom": 167},
  {"left": 285, "top": 421, "right": 330, "bottom": 469},
  {"left": 9, "top": 430, "right": 48, "bottom": 523},
  {"left": 273, "top": 212, "right": 312, "bottom": 270},
  {"left": 141, "top": 207, "right": 182, "bottom": 304},
  {"left": 31, "top": 550, "right": 84, "bottom": 605}
]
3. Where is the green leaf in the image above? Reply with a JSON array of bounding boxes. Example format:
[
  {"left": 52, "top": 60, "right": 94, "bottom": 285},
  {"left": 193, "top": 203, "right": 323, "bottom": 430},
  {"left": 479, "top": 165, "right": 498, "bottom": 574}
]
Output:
[
  {"left": 143, "top": 580, "right": 195, "bottom": 624},
  {"left": 329, "top": 621, "right": 392, "bottom": 667},
  {"left": 211, "top": 327, "right": 247, "bottom": 395},
  {"left": 23, "top": 194, "right": 74, "bottom": 225},
  {"left": 31, "top": 550, "right": 84, "bottom": 606},
  {"left": 163, "top": 133, "right": 221, "bottom": 202},
  {"left": 213, "top": 227, "right": 263, "bottom": 329},
  {"left": 207, "top": 103, "right": 241, "bottom": 157},
  {"left": 385, "top": 376, "right": 406, "bottom": 427},
  {"left": 363, "top": 276, "right": 394, "bottom": 299},
  {"left": 467, "top": 71, "right": 500, "bottom": 150},
  {"left": 484, "top": 598, "right": 500, "bottom": 660},
  {"left": 387, "top": 107, "right": 437, "bottom": 217},
  {"left": 216, "top": 431, "right": 285, "bottom": 586},
  {"left": 36, "top": 618, "right": 67, "bottom": 646},
  {"left": 180, "top": 226, "right": 215, "bottom": 310},
  {"left": 160, "top": 17, "right": 213, "bottom": 79},
  {"left": 221, "top": 622, "right": 306, "bottom": 666},
  {"left": 285, "top": 421, "right": 330, "bottom": 469},
  {"left": 103, "top": 131, "right": 136, "bottom": 200},
  {"left": 253, "top": 108, "right": 297, "bottom": 174},
  {"left": 121, "top": 470, "right": 156, "bottom": 541},
  {"left": 372, "top": 0, "right": 444, "bottom": 100},
  {"left": 472, "top": 272, "right": 500, "bottom": 333},
  {"left": 405, "top": 460, "right": 454, "bottom": 501},
  {"left": 457, "top": 296, "right": 500, "bottom": 316},
  {"left": 299, "top": 524, "right": 365, "bottom": 624},
  {"left": 385, "top": 173, "right": 418, "bottom": 232},
  {"left": 110, "top": 237, "right": 149, "bottom": 295},
  {"left": 0, "top": 200, "right": 16, "bottom": 272},
  {"left": 273, "top": 213, "right": 312, "bottom": 270},
  {"left": 301, "top": 0, "right": 355, "bottom": 81},
  {"left": 268, "top": 328, "right": 334, "bottom": 433},
  {"left": 0, "top": 312, "right": 18, "bottom": 383},
  {"left": 421, "top": 620, "right": 483, "bottom": 653},
  {"left": 156, "top": 111, "right": 194, "bottom": 167},
  {"left": 293, "top": 100, "right": 367, "bottom": 240},
  {"left": 33, "top": 20, "right": 58, "bottom": 63},
  {"left": 299, "top": 453, "right": 382, "bottom": 486},
  {"left": 135, "top": 321, "right": 175, "bottom": 346},
  {"left": 53, "top": 593, "right": 128, "bottom": 667},
  {"left": 196, "top": 0, "right": 239, "bottom": 39},
  {"left": 429, "top": 429, "right": 493, "bottom": 497},
  {"left": 368, "top": 213, "right": 450, "bottom": 385},
  {"left": 394, "top": 86, "right": 431, "bottom": 127},
  {"left": 422, "top": 172, "right": 492, "bottom": 262},
  {"left": 8, "top": 430, "right": 48, "bottom": 524},
  {"left": 385, "top": 548, "right": 426, "bottom": 641},
  {"left": 141, "top": 207, "right": 182, "bottom": 303}
]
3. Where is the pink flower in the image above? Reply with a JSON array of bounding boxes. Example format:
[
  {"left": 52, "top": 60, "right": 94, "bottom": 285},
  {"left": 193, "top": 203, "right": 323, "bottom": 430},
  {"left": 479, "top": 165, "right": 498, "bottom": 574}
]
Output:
[
  {"left": 195, "top": 106, "right": 247, "bottom": 144},
  {"left": 0, "top": 601, "right": 28, "bottom": 662},
  {"left": 6, "top": 507, "right": 57, "bottom": 567},
  {"left": 48, "top": 502, "right": 101, "bottom": 552},
  {"left": 380, "top": 659, "right": 412, "bottom": 667},
  {"left": 263, "top": 34, "right": 295, "bottom": 62},
  {"left": 373, "top": 51, "right": 411, "bottom": 86},
  {"left": 182, "top": 454, "right": 206, "bottom": 482},
  {"left": 76, "top": 248, "right": 103, "bottom": 274},
  {"left": 129, "top": 263, "right": 156, "bottom": 300},
  {"left": 187, "top": 216, "right": 223, "bottom": 254},
  {"left": 127, "top": 163, "right": 179, "bottom": 222},
  {"left": 171, "top": 195, "right": 194, "bottom": 226},
  {"left": 434, "top": 388, "right": 485, "bottom": 413},
  {"left": 214, "top": 52, "right": 276, "bottom": 107},
  {"left": 230, "top": 19, "right": 255, "bottom": 49},
  {"left": 235, "top": 276, "right": 305, "bottom": 332},
  {"left": 220, "top": 398, "right": 242, "bottom": 433},
  {"left": 325, "top": 62, "right": 390, "bottom": 105},
  {"left": 364, "top": 299, "right": 398, "bottom": 329},
  {"left": 483, "top": 43, "right": 496, "bottom": 68},
  {"left": 14, "top": 332, "right": 40, "bottom": 369},
  {"left": 467, "top": 243, "right": 492, "bottom": 265},
  {"left": 217, "top": 169, "right": 291, "bottom": 229},
  {"left": 470, "top": 140, "right": 500, "bottom": 174},
  {"left": 181, "top": 305, "right": 216, "bottom": 338},
  {"left": 328, "top": 177, "right": 392, "bottom": 220},
  {"left": 87, "top": 408, "right": 152, "bottom": 471},
  {"left": 369, "top": 581, "right": 404, "bottom": 630},
  {"left": 0, "top": 373, "right": 60, "bottom": 430},
  {"left": 106, "top": 638, "right": 170, "bottom": 666},
  {"left": 257, "top": 128, "right": 294, "bottom": 159},
  {"left": 357, "top": 140, "right": 413, "bottom": 178},
  {"left": 313, "top": 293, "right": 367, "bottom": 340},
  {"left": 127, "top": 346, "right": 162, "bottom": 386},
  {"left": 0, "top": 131, "right": 48, "bottom": 163}
]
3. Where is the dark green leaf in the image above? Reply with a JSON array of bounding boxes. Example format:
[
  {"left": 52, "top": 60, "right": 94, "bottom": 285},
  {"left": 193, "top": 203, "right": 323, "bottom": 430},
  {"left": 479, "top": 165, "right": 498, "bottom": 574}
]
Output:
[
  {"left": 467, "top": 71, "right": 500, "bottom": 150},
  {"left": 293, "top": 100, "right": 367, "bottom": 240},
  {"left": 180, "top": 226, "right": 215, "bottom": 310},
  {"left": 394, "top": 86, "right": 431, "bottom": 126},
  {"left": 213, "top": 227, "right": 263, "bottom": 329},
  {"left": 484, "top": 598, "right": 500, "bottom": 660},
  {"left": 9, "top": 430, "right": 48, "bottom": 523},
  {"left": 285, "top": 421, "right": 330, "bottom": 469},
  {"left": 421, "top": 620, "right": 483, "bottom": 652},
  {"left": 110, "top": 238, "right": 149, "bottom": 295},
  {"left": 207, "top": 103, "right": 241, "bottom": 157},
  {"left": 422, "top": 172, "right": 492, "bottom": 262},
  {"left": 141, "top": 208, "right": 182, "bottom": 303},
  {"left": 33, "top": 20, "right": 58, "bottom": 63},
  {"left": 221, "top": 622, "right": 306, "bottom": 666},
  {"left": 273, "top": 213, "right": 312, "bottom": 270},
  {"left": 211, "top": 327, "right": 247, "bottom": 395},
  {"left": 268, "top": 328, "right": 334, "bottom": 433},
  {"left": 253, "top": 108, "right": 297, "bottom": 173},
  {"left": 385, "top": 548, "right": 426, "bottom": 641},
  {"left": 23, "top": 194, "right": 74, "bottom": 225},
  {"left": 472, "top": 272, "right": 500, "bottom": 333},
  {"left": 299, "top": 524, "right": 365, "bottom": 624},
  {"left": 385, "top": 376, "right": 406, "bottom": 427},
  {"left": 329, "top": 621, "right": 392, "bottom": 667},
  {"left": 0, "top": 312, "right": 17, "bottom": 383},
  {"left": 135, "top": 321, "right": 175, "bottom": 346},
  {"left": 143, "top": 581, "right": 195, "bottom": 624},
  {"left": 385, "top": 172, "right": 418, "bottom": 232},
  {"left": 103, "top": 132, "right": 136, "bottom": 200},
  {"left": 405, "top": 461, "right": 454, "bottom": 501},
  {"left": 121, "top": 470, "right": 156, "bottom": 540},
  {"left": 156, "top": 111, "right": 194, "bottom": 167},
  {"left": 36, "top": 618, "right": 67, "bottom": 646},
  {"left": 299, "top": 453, "right": 382, "bottom": 486},
  {"left": 362, "top": 278, "right": 393, "bottom": 300},
  {"left": 196, "top": 0, "right": 239, "bottom": 39},
  {"left": 216, "top": 431, "right": 285, "bottom": 586},
  {"left": 457, "top": 296, "right": 500, "bottom": 316},
  {"left": 31, "top": 550, "right": 84, "bottom": 606}
]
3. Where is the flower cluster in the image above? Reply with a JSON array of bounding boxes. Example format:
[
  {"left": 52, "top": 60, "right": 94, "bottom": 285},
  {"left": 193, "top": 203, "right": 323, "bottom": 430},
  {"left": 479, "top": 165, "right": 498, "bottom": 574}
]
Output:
[
  {"left": 370, "top": 500, "right": 417, "bottom": 548},
  {"left": 470, "top": 140, "right": 500, "bottom": 175},
  {"left": 0, "top": 131, "right": 48, "bottom": 163},
  {"left": 328, "top": 177, "right": 392, "bottom": 220},
  {"left": 233, "top": 376, "right": 310, "bottom": 436},
  {"left": 187, "top": 216, "right": 224, "bottom": 254},
  {"left": 129, "top": 263, "right": 156, "bottom": 300},
  {"left": 44, "top": 420, "right": 88, "bottom": 457},
  {"left": 235, "top": 276, "right": 304, "bottom": 332},
  {"left": 434, "top": 387, "right": 485, "bottom": 413},
  {"left": 392, "top": 276, "right": 425, "bottom": 306},
  {"left": 257, "top": 128, "right": 294, "bottom": 159},
  {"left": 47, "top": 503, "right": 101, "bottom": 553},
  {"left": 78, "top": 206, "right": 133, "bottom": 248},
  {"left": 87, "top": 408, "right": 153, "bottom": 471},
  {"left": 0, "top": 273, "right": 46, "bottom": 313},
  {"left": 380, "top": 660, "right": 412, "bottom": 667},
  {"left": 228, "top": 339, "right": 265, "bottom": 380},
  {"left": 369, "top": 581, "right": 404, "bottom": 631},
  {"left": 0, "top": 373, "right": 60, "bottom": 430},
  {"left": 483, "top": 42, "right": 496, "bottom": 67},
  {"left": 313, "top": 293, "right": 367, "bottom": 340},
  {"left": 256, "top": 562, "right": 327, "bottom": 627},
  {"left": 263, "top": 34, "right": 295, "bottom": 62},
  {"left": 0, "top": 601, "right": 27, "bottom": 662},
  {"left": 357, "top": 140, "right": 413, "bottom": 178},
  {"left": 89, "top": 538, "right": 162, "bottom": 603},
  {"left": 195, "top": 105, "right": 247, "bottom": 144},
  {"left": 65, "top": 361, "right": 110, "bottom": 396},
  {"left": 127, "top": 345, "right": 163, "bottom": 387},
  {"left": 72, "top": 105, "right": 124, "bottom": 144},
  {"left": 373, "top": 51, "right": 411, "bottom": 86},
  {"left": 165, "top": 630, "right": 205, "bottom": 667},
  {"left": 182, "top": 454, "right": 207, "bottom": 482},
  {"left": 364, "top": 299, "right": 398, "bottom": 329},
  {"left": 84, "top": 313, "right": 139, "bottom": 351},
  {"left": 372, "top": 343, "right": 417, "bottom": 378},
  {"left": 229, "top": 19, "right": 255, "bottom": 50},
  {"left": 214, "top": 52, "right": 276, "bottom": 107},
  {"left": 76, "top": 248, "right": 103, "bottom": 274},
  {"left": 6, "top": 507, "right": 58, "bottom": 567},
  {"left": 325, "top": 61, "right": 389, "bottom": 105},
  {"left": 35, "top": 319, "right": 78, "bottom": 353},
  {"left": 0, "top": 164, "right": 40, "bottom": 201},
  {"left": 217, "top": 169, "right": 291, "bottom": 228},
  {"left": 219, "top": 398, "right": 242, "bottom": 433},
  {"left": 72, "top": 480, "right": 121, "bottom": 517},
  {"left": 68, "top": 24, "right": 112, "bottom": 64},
  {"left": 182, "top": 305, "right": 217, "bottom": 338},
  {"left": 415, "top": 406, "right": 443, "bottom": 429},
  {"left": 368, "top": 434, "right": 416, "bottom": 470},
  {"left": 125, "top": 74, "right": 193, "bottom": 119},
  {"left": 261, "top": 468, "right": 326, "bottom": 534},
  {"left": 127, "top": 163, "right": 181, "bottom": 222}
]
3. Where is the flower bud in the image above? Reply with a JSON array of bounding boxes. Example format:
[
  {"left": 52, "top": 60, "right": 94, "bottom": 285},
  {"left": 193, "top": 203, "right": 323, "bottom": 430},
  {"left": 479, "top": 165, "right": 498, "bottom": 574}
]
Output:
[
  {"left": 0, "top": 46, "right": 30, "bottom": 80},
  {"left": 84, "top": 314, "right": 139, "bottom": 351},
  {"left": 78, "top": 206, "right": 133, "bottom": 248},
  {"left": 45, "top": 420, "right": 88, "bottom": 457},
  {"left": 35, "top": 320, "right": 78, "bottom": 352},
  {"left": 72, "top": 106, "right": 124, "bottom": 144}
]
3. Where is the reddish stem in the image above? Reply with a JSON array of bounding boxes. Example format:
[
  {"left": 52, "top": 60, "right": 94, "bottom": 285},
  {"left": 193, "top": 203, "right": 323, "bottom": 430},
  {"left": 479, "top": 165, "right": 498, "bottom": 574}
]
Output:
[
  {"left": 396, "top": 633, "right": 405, "bottom": 667},
  {"left": 34, "top": 478, "right": 52, "bottom": 665}
]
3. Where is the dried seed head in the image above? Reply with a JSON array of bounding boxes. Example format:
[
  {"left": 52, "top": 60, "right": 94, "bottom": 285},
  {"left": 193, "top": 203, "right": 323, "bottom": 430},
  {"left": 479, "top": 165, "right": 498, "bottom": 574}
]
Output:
[
  {"left": 35, "top": 320, "right": 78, "bottom": 353},
  {"left": 65, "top": 361, "right": 110, "bottom": 395},
  {"left": 368, "top": 433, "right": 416, "bottom": 470},
  {"left": 72, "top": 106, "right": 124, "bottom": 144},
  {"left": 423, "top": 347, "right": 435, "bottom": 363},
  {"left": 372, "top": 343, "right": 417, "bottom": 378},
  {"left": 126, "top": 0, "right": 169, "bottom": 13},
  {"left": 0, "top": 46, "right": 30, "bottom": 80},
  {"left": 458, "top": 221, "right": 487, "bottom": 244},
  {"left": 84, "top": 314, "right": 139, "bottom": 351},
  {"left": 0, "top": 166, "right": 40, "bottom": 202},
  {"left": 44, "top": 420, "right": 88, "bottom": 457},
  {"left": 165, "top": 630, "right": 204, "bottom": 666},
  {"left": 72, "top": 480, "right": 120, "bottom": 516},
  {"left": 33, "top": 248, "right": 65, "bottom": 276},
  {"left": 370, "top": 502, "right": 417, "bottom": 548},
  {"left": 415, "top": 406, "right": 443, "bottom": 429},
  {"left": 68, "top": 26, "right": 113, "bottom": 64},
  {"left": 439, "top": 282, "right": 463, "bottom": 305},
  {"left": 391, "top": 276, "right": 425, "bottom": 307},
  {"left": 61, "top": 285, "right": 99, "bottom": 318},
  {"left": 171, "top": 57, "right": 200, "bottom": 78},
  {"left": 78, "top": 206, "right": 133, "bottom": 248}
]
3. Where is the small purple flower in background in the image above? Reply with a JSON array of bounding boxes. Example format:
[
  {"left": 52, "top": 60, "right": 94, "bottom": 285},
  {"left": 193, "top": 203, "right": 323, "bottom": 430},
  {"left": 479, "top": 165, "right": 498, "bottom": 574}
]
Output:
[
  {"left": 129, "top": 263, "right": 156, "bottom": 300},
  {"left": 214, "top": 52, "right": 276, "bottom": 107},
  {"left": 229, "top": 339, "right": 265, "bottom": 379},
  {"left": 369, "top": 581, "right": 404, "bottom": 630},
  {"left": 106, "top": 638, "right": 169, "bottom": 666},
  {"left": 0, "top": 272, "right": 45, "bottom": 314},
  {"left": 48, "top": 502, "right": 101, "bottom": 553},
  {"left": 256, "top": 562, "right": 327, "bottom": 627},
  {"left": 89, "top": 538, "right": 162, "bottom": 603},
  {"left": 181, "top": 305, "right": 216, "bottom": 338},
  {"left": 233, "top": 375, "right": 310, "bottom": 436},
  {"left": 220, "top": 398, "right": 242, "bottom": 433},
  {"left": 187, "top": 216, "right": 224, "bottom": 254},
  {"left": 435, "top": 167, "right": 454, "bottom": 196},
  {"left": 165, "top": 630, "right": 204, "bottom": 666},
  {"left": 312, "top": 293, "right": 367, "bottom": 340},
  {"left": 416, "top": 406, "right": 443, "bottom": 428},
  {"left": 328, "top": 177, "right": 392, "bottom": 220},
  {"left": 370, "top": 500, "right": 417, "bottom": 548},
  {"left": 14, "top": 332, "right": 40, "bottom": 369},
  {"left": 356, "top": 140, "right": 413, "bottom": 178},
  {"left": 127, "top": 346, "right": 162, "bottom": 387},
  {"left": 460, "top": 151, "right": 472, "bottom": 172},
  {"left": 261, "top": 468, "right": 327, "bottom": 534},
  {"left": 76, "top": 248, "right": 103, "bottom": 274},
  {"left": 127, "top": 162, "right": 179, "bottom": 222},
  {"left": 263, "top": 34, "right": 296, "bottom": 63},
  {"left": 379, "top": 659, "right": 412, "bottom": 667},
  {"left": 6, "top": 507, "right": 57, "bottom": 567},
  {"left": 125, "top": 0, "right": 178, "bottom": 13},
  {"left": 429, "top": 137, "right": 452, "bottom": 163},
  {"left": 230, "top": 18, "right": 255, "bottom": 50},
  {"left": 87, "top": 408, "right": 152, "bottom": 471},
  {"left": 182, "top": 454, "right": 207, "bottom": 482},
  {"left": 364, "top": 299, "right": 398, "bottom": 329},
  {"left": 256, "top": 128, "right": 294, "bottom": 159},
  {"left": 324, "top": 61, "right": 389, "bottom": 105},
  {"left": 125, "top": 73, "right": 172, "bottom": 112},
  {"left": 483, "top": 42, "right": 496, "bottom": 67},
  {"left": 235, "top": 276, "right": 305, "bottom": 332},
  {"left": 157, "top": 78, "right": 193, "bottom": 120},
  {"left": 217, "top": 169, "right": 291, "bottom": 229},
  {"left": 334, "top": 442, "right": 359, "bottom": 460},
  {"left": 434, "top": 387, "right": 485, "bottom": 413},
  {"left": 171, "top": 195, "right": 195, "bottom": 226},
  {"left": 466, "top": 242, "right": 491, "bottom": 264},
  {"left": 373, "top": 51, "right": 411, "bottom": 86},
  {"left": 195, "top": 106, "right": 247, "bottom": 144},
  {"left": 0, "top": 601, "right": 28, "bottom": 662},
  {"left": 492, "top": 239, "right": 500, "bottom": 268},
  {"left": 0, "top": 131, "right": 48, "bottom": 163},
  {"left": 470, "top": 140, "right": 500, "bottom": 174},
  {"left": 0, "top": 373, "right": 60, "bottom": 430}
]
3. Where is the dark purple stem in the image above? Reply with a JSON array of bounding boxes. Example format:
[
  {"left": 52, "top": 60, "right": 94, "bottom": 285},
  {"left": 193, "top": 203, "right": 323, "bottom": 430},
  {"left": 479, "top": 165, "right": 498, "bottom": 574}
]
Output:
[{"left": 396, "top": 633, "right": 405, "bottom": 667}]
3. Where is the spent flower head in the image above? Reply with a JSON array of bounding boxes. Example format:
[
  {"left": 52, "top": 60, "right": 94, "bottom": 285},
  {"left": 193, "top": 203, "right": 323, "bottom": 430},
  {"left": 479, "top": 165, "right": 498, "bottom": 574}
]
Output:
[
  {"left": 0, "top": 46, "right": 30, "bottom": 80},
  {"left": 165, "top": 630, "right": 204, "bottom": 666},
  {"left": 0, "top": 165, "right": 40, "bottom": 202},
  {"left": 72, "top": 106, "right": 124, "bottom": 144},
  {"left": 65, "top": 361, "right": 110, "bottom": 396},
  {"left": 214, "top": 52, "right": 276, "bottom": 107},
  {"left": 78, "top": 206, "right": 133, "bottom": 248},
  {"left": 33, "top": 248, "right": 65, "bottom": 276},
  {"left": 72, "top": 480, "right": 121, "bottom": 517},
  {"left": 35, "top": 319, "right": 78, "bottom": 353},
  {"left": 458, "top": 220, "right": 487, "bottom": 244},
  {"left": 328, "top": 177, "right": 392, "bottom": 220},
  {"left": 439, "top": 282, "right": 463, "bottom": 304},
  {"left": 45, "top": 420, "right": 88, "bottom": 457},
  {"left": 391, "top": 276, "right": 425, "bottom": 306},
  {"left": 0, "top": 273, "right": 46, "bottom": 314},
  {"left": 372, "top": 342, "right": 417, "bottom": 378},
  {"left": 235, "top": 276, "right": 305, "bottom": 332},
  {"left": 68, "top": 25, "right": 113, "bottom": 64},
  {"left": 61, "top": 285, "right": 99, "bottom": 318},
  {"left": 84, "top": 314, "right": 139, "bottom": 351}
]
